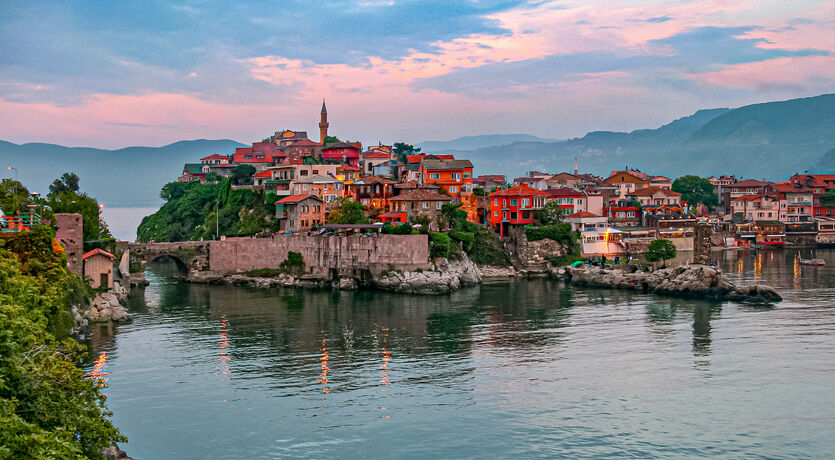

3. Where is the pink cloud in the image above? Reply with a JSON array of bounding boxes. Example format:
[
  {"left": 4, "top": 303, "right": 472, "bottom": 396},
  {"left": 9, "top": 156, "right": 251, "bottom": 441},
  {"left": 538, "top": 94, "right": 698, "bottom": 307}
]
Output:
[{"left": 687, "top": 55, "right": 835, "bottom": 89}]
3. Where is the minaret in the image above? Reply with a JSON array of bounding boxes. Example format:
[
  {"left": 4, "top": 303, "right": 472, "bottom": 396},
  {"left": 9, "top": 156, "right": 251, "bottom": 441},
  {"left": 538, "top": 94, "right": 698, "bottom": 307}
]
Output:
[
  {"left": 319, "top": 99, "right": 329, "bottom": 144},
  {"left": 574, "top": 157, "right": 578, "bottom": 176}
]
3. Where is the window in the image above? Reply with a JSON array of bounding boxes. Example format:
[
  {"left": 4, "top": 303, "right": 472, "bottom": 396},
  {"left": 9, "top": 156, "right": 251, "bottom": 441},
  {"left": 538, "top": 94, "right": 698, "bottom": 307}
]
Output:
[
  {"left": 300, "top": 170, "right": 308, "bottom": 176},
  {"left": 503, "top": 199, "right": 507, "bottom": 207},
  {"left": 449, "top": 186, "right": 458, "bottom": 194},
  {"left": 522, "top": 198, "right": 530, "bottom": 207},
  {"left": 313, "top": 170, "right": 319, "bottom": 174},
  {"left": 494, "top": 199, "right": 499, "bottom": 206},
  {"left": 510, "top": 199, "right": 517, "bottom": 206},
  {"left": 437, "top": 202, "right": 443, "bottom": 210},
  {"left": 578, "top": 199, "right": 583, "bottom": 204},
  {"left": 451, "top": 172, "right": 461, "bottom": 180},
  {"left": 422, "top": 202, "right": 429, "bottom": 209},
  {"left": 494, "top": 211, "right": 498, "bottom": 217},
  {"left": 430, "top": 173, "right": 440, "bottom": 180}
]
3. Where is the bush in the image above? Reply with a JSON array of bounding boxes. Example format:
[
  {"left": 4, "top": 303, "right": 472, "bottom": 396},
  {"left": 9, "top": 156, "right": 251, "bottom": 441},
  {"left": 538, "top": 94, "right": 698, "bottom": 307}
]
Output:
[
  {"left": 645, "top": 239, "right": 677, "bottom": 265},
  {"left": 279, "top": 251, "right": 305, "bottom": 275},
  {"left": 245, "top": 268, "right": 284, "bottom": 277},
  {"left": 430, "top": 232, "right": 451, "bottom": 258},
  {"left": 449, "top": 230, "right": 474, "bottom": 251}
]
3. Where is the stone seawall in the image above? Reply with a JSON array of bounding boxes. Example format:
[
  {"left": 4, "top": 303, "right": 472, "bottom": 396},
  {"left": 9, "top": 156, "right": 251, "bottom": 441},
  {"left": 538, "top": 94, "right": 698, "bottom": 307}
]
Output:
[{"left": 208, "top": 234, "right": 431, "bottom": 277}]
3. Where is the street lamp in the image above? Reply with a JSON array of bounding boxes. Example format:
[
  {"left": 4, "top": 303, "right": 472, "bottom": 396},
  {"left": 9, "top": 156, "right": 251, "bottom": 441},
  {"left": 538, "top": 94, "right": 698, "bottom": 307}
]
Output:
[{"left": 7, "top": 166, "right": 17, "bottom": 181}]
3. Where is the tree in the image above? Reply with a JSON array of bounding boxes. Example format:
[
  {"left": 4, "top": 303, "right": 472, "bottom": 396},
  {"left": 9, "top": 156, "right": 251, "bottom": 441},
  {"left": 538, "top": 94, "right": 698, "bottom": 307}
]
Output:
[
  {"left": 535, "top": 200, "right": 567, "bottom": 225},
  {"left": 327, "top": 199, "right": 369, "bottom": 224},
  {"left": 0, "top": 179, "right": 31, "bottom": 214},
  {"left": 48, "top": 191, "right": 111, "bottom": 242},
  {"left": 393, "top": 142, "right": 421, "bottom": 163},
  {"left": 232, "top": 165, "right": 256, "bottom": 185},
  {"left": 48, "top": 172, "right": 80, "bottom": 197},
  {"left": 672, "top": 175, "right": 718, "bottom": 209},
  {"left": 820, "top": 189, "right": 835, "bottom": 207},
  {"left": 323, "top": 135, "right": 342, "bottom": 146},
  {"left": 645, "top": 239, "right": 677, "bottom": 266}
]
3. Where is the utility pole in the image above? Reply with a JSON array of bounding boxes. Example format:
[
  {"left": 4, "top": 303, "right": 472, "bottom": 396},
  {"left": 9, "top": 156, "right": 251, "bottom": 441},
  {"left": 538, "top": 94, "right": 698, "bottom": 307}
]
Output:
[{"left": 216, "top": 200, "right": 219, "bottom": 240}]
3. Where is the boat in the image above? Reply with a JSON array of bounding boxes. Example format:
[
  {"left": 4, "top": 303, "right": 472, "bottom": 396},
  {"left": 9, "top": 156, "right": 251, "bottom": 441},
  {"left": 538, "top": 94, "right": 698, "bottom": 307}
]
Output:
[
  {"left": 799, "top": 258, "right": 826, "bottom": 266},
  {"left": 798, "top": 252, "right": 826, "bottom": 266}
]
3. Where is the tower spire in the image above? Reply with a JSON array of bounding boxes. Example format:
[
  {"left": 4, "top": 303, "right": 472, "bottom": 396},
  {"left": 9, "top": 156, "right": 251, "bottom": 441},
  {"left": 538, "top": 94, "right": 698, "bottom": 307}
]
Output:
[
  {"left": 574, "top": 156, "right": 578, "bottom": 176},
  {"left": 319, "top": 99, "right": 329, "bottom": 144}
]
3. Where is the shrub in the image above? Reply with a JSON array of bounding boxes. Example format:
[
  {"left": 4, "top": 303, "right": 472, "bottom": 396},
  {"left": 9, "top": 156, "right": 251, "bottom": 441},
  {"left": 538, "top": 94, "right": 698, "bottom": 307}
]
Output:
[
  {"left": 430, "top": 232, "right": 451, "bottom": 258},
  {"left": 645, "top": 239, "right": 677, "bottom": 265},
  {"left": 245, "top": 268, "right": 284, "bottom": 277},
  {"left": 449, "top": 230, "right": 474, "bottom": 250},
  {"left": 279, "top": 251, "right": 305, "bottom": 275}
]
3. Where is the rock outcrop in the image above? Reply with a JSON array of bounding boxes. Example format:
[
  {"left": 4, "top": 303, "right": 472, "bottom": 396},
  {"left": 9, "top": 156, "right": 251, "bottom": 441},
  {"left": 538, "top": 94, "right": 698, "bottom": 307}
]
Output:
[
  {"left": 478, "top": 264, "right": 520, "bottom": 279},
  {"left": 566, "top": 264, "right": 782, "bottom": 303},
  {"left": 372, "top": 256, "right": 482, "bottom": 294},
  {"left": 85, "top": 281, "right": 132, "bottom": 324}
]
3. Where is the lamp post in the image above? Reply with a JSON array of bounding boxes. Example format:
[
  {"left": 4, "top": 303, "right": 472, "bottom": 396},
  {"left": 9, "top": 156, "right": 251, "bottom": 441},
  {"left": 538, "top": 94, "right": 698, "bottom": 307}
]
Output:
[{"left": 8, "top": 166, "right": 17, "bottom": 181}]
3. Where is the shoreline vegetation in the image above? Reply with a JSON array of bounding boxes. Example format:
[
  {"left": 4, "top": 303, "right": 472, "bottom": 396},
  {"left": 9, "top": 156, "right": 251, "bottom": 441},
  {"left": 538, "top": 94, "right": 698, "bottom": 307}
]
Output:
[{"left": 0, "top": 228, "right": 125, "bottom": 458}]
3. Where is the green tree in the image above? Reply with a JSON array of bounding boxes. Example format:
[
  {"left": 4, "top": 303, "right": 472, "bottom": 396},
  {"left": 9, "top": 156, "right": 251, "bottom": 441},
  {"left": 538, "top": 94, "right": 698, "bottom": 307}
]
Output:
[
  {"left": 535, "top": 200, "right": 567, "bottom": 225},
  {"left": 0, "top": 179, "right": 32, "bottom": 215},
  {"left": 820, "top": 189, "right": 835, "bottom": 207},
  {"left": 0, "top": 229, "right": 125, "bottom": 457},
  {"left": 48, "top": 191, "right": 111, "bottom": 242},
  {"left": 645, "top": 239, "right": 677, "bottom": 266},
  {"left": 48, "top": 172, "right": 80, "bottom": 196},
  {"left": 393, "top": 142, "right": 421, "bottom": 162},
  {"left": 327, "top": 199, "right": 369, "bottom": 224},
  {"left": 231, "top": 165, "right": 256, "bottom": 185},
  {"left": 672, "top": 175, "right": 718, "bottom": 209},
  {"left": 323, "top": 135, "right": 342, "bottom": 146}
]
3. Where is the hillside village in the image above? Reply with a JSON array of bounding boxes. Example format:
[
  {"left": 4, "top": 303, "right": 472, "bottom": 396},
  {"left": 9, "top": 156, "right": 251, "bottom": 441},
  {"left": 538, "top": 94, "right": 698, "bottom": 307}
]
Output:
[{"left": 177, "top": 101, "right": 835, "bottom": 261}]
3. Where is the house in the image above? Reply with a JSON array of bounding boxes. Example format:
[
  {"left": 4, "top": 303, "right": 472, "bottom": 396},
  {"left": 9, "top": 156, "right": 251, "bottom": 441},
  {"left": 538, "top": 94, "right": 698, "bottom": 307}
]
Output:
[
  {"left": 720, "top": 179, "right": 771, "bottom": 211},
  {"left": 629, "top": 186, "right": 681, "bottom": 207},
  {"left": 730, "top": 194, "right": 784, "bottom": 222},
  {"left": 603, "top": 170, "right": 652, "bottom": 201},
  {"left": 488, "top": 184, "right": 550, "bottom": 237},
  {"left": 388, "top": 189, "right": 452, "bottom": 224},
  {"left": 379, "top": 210, "right": 409, "bottom": 224},
  {"left": 292, "top": 175, "right": 343, "bottom": 206},
  {"left": 372, "top": 160, "right": 399, "bottom": 178},
  {"left": 275, "top": 195, "right": 325, "bottom": 233},
  {"left": 348, "top": 175, "right": 397, "bottom": 208},
  {"left": 419, "top": 159, "right": 474, "bottom": 197},
  {"left": 271, "top": 129, "right": 310, "bottom": 148},
  {"left": 605, "top": 199, "right": 641, "bottom": 226},
  {"left": 361, "top": 150, "right": 393, "bottom": 174},
  {"left": 474, "top": 174, "right": 506, "bottom": 190},
  {"left": 179, "top": 163, "right": 205, "bottom": 183},
  {"left": 401, "top": 153, "right": 454, "bottom": 182},
  {"left": 201, "top": 154, "right": 231, "bottom": 166},
  {"left": 83, "top": 248, "right": 116, "bottom": 289},
  {"left": 232, "top": 147, "right": 275, "bottom": 171},
  {"left": 322, "top": 142, "right": 362, "bottom": 166},
  {"left": 565, "top": 211, "right": 607, "bottom": 232},
  {"left": 772, "top": 183, "right": 814, "bottom": 222},
  {"left": 536, "top": 172, "right": 582, "bottom": 190},
  {"left": 284, "top": 139, "right": 322, "bottom": 158}
]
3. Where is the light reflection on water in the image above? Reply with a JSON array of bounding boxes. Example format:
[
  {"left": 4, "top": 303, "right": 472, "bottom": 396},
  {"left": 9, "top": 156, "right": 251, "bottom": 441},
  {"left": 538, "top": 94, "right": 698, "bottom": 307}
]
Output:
[{"left": 87, "top": 248, "right": 835, "bottom": 459}]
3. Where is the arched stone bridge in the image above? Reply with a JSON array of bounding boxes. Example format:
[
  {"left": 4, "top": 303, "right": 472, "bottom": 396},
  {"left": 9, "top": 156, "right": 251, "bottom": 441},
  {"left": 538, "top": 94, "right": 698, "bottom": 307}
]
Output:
[{"left": 125, "top": 241, "right": 211, "bottom": 285}]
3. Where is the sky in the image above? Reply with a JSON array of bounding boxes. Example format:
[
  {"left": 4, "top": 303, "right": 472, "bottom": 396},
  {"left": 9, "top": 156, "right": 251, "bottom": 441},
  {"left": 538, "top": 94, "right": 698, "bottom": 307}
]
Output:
[{"left": 1, "top": 0, "right": 834, "bottom": 149}]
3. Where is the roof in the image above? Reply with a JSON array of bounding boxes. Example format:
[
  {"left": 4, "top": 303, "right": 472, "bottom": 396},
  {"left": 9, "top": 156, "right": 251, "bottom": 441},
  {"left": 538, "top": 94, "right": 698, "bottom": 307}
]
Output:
[
  {"left": 380, "top": 210, "right": 408, "bottom": 217},
  {"left": 476, "top": 174, "right": 506, "bottom": 181},
  {"left": 630, "top": 186, "right": 681, "bottom": 197},
  {"left": 389, "top": 189, "right": 453, "bottom": 202},
  {"left": 395, "top": 180, "right": 419, "bottom": 189},
  {"left": 608, "top": 170, "right": 651, "bottom": 181},
  {"left": 727, "top": 179, "right": 771, "bottom": 188},
  {"left": 324, "top": 142, "right": 361, "bottom": 150},
  {"left": 566, "top": 211, "right": 600, "bottom": 218},
  {"left": 252, "top": 171, "right": 272, "bottom": 178},
  {"left": 352, "top": 175, "right": 395, "bottom": 185},
  {"left": 490, "top": 184, "right": 551, "bottom": 197},
  {"left": 291, "top": 139, "right": 321, "bottom": 147},
  {"left": 82, "top": 248, "right": 116, "bottom": 260},
  {"left": 183, "top": 163, "right": 204, "bottom": 174},
  {"left": 276, "top": 194, "right": 323, "bottom": 204},
  {"left": 545, "top": 187, "right": 582, "bottom": 197},
  {"left": 295, "top": 174, "right": 341, "bottom": 184},
  {"left": 772, "top": 183, "right": 812, "bottom": 193},
  {"left": 363, "top": 152, "right": 391, "bottom": 159},
  {"left": 201, "top": 154, "right": 229, "bottom": 161},
  {"left": 338, "top": 164, "right": 361, "bottom": 171},
  {"left": 421, "top": 159, "right": 473, "bottom": 170}
]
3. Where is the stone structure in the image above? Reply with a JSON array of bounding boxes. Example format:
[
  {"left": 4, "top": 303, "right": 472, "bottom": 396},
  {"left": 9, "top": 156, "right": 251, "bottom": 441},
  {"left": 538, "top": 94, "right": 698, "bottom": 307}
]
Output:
[
  {"left": 508, "top": 226, "right": 566, "bottom": 272},
  {"left": 693, "top": 223, "right": 712, "bottom": 264},
  {"left": 126, "top": 234, "right": 430, "bottom": 285},
  {"left": 55, "top": 213, "right": 83, "bottom": 276}
]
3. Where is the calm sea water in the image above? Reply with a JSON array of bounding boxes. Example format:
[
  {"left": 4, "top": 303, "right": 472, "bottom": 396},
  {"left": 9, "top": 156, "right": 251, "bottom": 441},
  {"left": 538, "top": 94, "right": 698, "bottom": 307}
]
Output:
[
  {"left": 101, "top": 207, "right": 158, "bottom": 242},
  {"left": 87, "top": 248, "right": 835, "bottom": 459}
]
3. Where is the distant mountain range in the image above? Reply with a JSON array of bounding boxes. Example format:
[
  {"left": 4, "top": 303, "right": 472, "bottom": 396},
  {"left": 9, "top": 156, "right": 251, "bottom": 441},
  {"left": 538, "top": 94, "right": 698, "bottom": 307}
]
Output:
[
  {"left": 417, "top": 134, "right": 559, "bottom": 153},
  {"left": 447, "top": 94, "right": 835, "bottom": 181},
  {"left": 0, "top": 139, "right": 245, "bottom": 207},
  {"left": 2, "top": 93, "right": 833, "bottom": 208}
]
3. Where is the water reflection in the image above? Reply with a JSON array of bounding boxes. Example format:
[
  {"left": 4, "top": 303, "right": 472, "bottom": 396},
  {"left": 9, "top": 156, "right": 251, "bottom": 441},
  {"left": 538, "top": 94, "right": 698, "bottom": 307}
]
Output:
[
  {"left": 218, "top": 313, "right": 231, "bottom": 377},
  {"left": 86, "top": 352, "right": 111, "bottom": 396}
]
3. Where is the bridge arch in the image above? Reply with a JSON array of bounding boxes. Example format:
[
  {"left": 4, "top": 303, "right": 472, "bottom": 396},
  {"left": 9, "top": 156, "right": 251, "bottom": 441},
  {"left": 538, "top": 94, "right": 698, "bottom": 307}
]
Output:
[{"left": 126, "top": 241, "right": 211, "bottom": 285}]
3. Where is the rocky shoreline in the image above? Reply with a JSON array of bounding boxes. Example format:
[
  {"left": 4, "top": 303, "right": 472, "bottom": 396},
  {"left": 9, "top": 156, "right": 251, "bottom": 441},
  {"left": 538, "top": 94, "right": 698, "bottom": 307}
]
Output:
[
  {"left": 70, "top": 280, "right": 132, "bottom": 340},
  {"left": 564, "top": 264, "right": 782, "bottom": 303}
]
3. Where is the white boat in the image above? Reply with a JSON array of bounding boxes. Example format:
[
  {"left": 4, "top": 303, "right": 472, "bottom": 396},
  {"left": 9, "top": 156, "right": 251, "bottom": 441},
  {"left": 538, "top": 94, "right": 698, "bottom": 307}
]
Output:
[{"left": 799, "top": 258, "right": 825, "bottom": 266}]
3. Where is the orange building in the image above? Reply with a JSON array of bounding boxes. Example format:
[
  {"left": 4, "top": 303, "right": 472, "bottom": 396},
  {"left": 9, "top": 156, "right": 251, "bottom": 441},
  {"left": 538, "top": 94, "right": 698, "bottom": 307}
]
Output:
[{"left": 419, "top": 158, "right": 476, "bottom": 221}]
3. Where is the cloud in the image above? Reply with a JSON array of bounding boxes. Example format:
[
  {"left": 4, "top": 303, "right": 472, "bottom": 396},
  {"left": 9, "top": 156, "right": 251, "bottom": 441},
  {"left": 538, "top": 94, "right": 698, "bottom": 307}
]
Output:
[{"left": 687, "top": 55, "right": 835, "bottom": 90}]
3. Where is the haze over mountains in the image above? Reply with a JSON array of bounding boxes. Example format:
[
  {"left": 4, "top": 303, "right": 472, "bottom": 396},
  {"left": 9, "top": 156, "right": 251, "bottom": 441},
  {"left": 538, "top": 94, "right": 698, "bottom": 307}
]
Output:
[{"left": 1, "top": 94, "right": 833, "bottom": 208}]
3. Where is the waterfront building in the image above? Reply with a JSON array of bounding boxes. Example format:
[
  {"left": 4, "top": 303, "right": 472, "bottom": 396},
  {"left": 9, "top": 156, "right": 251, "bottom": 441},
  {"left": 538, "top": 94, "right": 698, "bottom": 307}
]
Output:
[
  {"left": 83, "top": 248, "right": 116, "bottom": 289},
  {"left": 720, "top": 179, "right": 771, "bottom": 211},
  {"left": 488, "top": 184, "right": 549, "bottom": 237},
  {"left": 730, "top": 194, "right": 783, "bottom": 222},
  {"left": 772, "top": 183, "right": 814, "bottom": 222},
  {"left": 605, "top": 199, "right": 641, "bottom": 227},
  {"left": 565, "top": 211, "right": 607, "bottom": 232},
  {"left": 275, "top": 195, "right": 325, "bottom": 233}
]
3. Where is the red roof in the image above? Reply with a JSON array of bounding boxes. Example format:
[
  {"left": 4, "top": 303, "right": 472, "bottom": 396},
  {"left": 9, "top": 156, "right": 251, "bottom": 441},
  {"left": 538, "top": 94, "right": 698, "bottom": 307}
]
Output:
[
  {"left": 82, "top": 248, "right": 116, "bottom": 260},
  {"left": 276, "top": 194, "right": 322, "bottom": 204},
  {"left": 727, "top": 179, "right": 770, "bottom": 188},
  {"left": 566, "top": 211, "right": 599, "bottom": 218},
  {"left": 363, "top": 152, "right": 391, "bottom": 159},
  {"left": 545, "top": 187, "right": 582, "bottom": 197},
  {"left": 291, "top": 139, "right": 321, "bottom": 147},
  {"left": 201, "top": 154, "right": 229, "bottom": 161},
  {"left": 490, "top": 184, "right": 550, "bottom": 197},
  {"left": 252, "top": 171, "right": 272, "bottom": 178},
  {"left": 380, "top": 210, "right": 408, "bottom": 217}
]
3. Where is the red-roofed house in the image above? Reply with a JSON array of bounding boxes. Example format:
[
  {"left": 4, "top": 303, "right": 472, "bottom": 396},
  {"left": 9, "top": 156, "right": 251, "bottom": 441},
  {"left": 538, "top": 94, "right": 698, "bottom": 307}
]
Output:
[
  {"left": 629, "top": 186, "right": 681, "bottom": 207},
  {"left": 322, "top": 142, "right": 362, "bottom": 166},
  {"left": 730, "top": 194, "right": 783, "bottom": 222},
  {"left": 201, "top": 154, "right": 231, "bottom": 165},
  {"left": 772, "top": 183, "right": 813, "bottom": 222},
  {"left": 83, "top": 248, "right": 116, "bottom": 289},
  {"left": 275, "top": 195, "right": 325, "bottom": 233},
  {"left": 565, "top": 211, "right": 608, "bottom": 232},
  {"left": 488, "top": 184, "right": 550, "bottom": 237}
]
